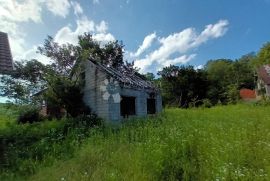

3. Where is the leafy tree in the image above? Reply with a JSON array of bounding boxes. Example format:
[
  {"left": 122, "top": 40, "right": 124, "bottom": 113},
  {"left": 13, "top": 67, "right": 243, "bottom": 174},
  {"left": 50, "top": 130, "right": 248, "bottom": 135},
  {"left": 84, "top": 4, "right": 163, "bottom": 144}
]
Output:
[
  {"left": 233, "top": 53, "right": 256, "bottom": 89},
  {"left": 205, "top": 56, "right": 255, "bottom": 104},
  {"left": 0, "top": 59, "right": 47, "bottom": 104},
  {"left": 36, "top": 33, "right": 126, "bottom": 117},
  {"left": 158, "top": 65, "right": 209, "bottom": 108},
  {"left": 1, "top": 33, "right": 127, "bottom": 117},
  {"left": 75, "top": 33, "right": 124, "bottom": 68},
  {"left": 144, "top": 72, "right": 155, "bottom": 81},
  {"left": 205, "top": 59, "right": 234, "bottom": 104},
  {"left": 253, "top": 42, "right": 270, "bottom": 67}
]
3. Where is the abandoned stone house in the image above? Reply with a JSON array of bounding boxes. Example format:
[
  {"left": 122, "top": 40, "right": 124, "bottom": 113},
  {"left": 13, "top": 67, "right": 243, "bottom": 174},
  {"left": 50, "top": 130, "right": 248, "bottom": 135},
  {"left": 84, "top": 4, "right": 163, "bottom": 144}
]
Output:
[
  {"left": 81, "top": 59, "right": 162, "bottom": 121},
  {"left": 256, "top": 65, "right": 270, "bottom": 98}
]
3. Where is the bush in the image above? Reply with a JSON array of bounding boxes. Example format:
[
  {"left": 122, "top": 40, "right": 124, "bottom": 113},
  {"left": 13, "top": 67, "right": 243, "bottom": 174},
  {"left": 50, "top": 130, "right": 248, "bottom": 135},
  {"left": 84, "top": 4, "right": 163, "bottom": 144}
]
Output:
[
  {"left": 0, "top": 112, "right": 103, "bottom": 176},
  {"left": 201, "top": 99, "right": 212, "bottom": 108},
  {"left": 17, "top": 107, "right": 43, "bottom": 124},
  {"left": 254, "top": 98, "right": 270, "bottom": 106}
]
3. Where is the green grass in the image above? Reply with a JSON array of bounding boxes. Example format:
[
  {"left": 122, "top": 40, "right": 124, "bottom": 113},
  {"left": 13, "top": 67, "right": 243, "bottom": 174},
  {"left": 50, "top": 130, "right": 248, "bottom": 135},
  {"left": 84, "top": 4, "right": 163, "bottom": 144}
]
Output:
[
  {"left": 26, "top": 104, "right": 270, "bottom": 181},
  {"left": 0, "top": 104, "right": 17, "bottom": 129},
  {"left": 1, "top": 104, "right": 270, "bottom": 180}
]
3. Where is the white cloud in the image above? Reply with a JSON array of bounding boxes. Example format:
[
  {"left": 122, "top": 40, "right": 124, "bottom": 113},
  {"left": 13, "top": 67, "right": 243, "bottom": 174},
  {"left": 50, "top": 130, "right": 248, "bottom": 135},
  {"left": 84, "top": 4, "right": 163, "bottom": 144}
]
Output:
[
  {"left": 160, "top": 54, "right": 197, "bottom": 67},
  {"left": 192, "top": 20, "right": 229, "bottom": 47},
  {"left": 195, "top": 65, "right": 204, "bottom": 70},
  {"left": 131, "top": 32, "right": 157, "bottom": 57},
  {"left": 21, "top": 46, "right": 52, "bottom": 65},
  {"left": 0, "top": 0, "right": 43, "bottom": 23},
  {"left": 134, "top": 20, "right": 229, "bottom": 73},
  {"left": 54, "top": 16, "right": 114, "bottom": 45},
  {"left": 55, "top": 17, "right": 95, "bottom": 44},
  {"left": 0, "top": 0, "right": 45, "bottom": 58},
  {"left": 45, "top": 0, "right": 71, "bottom": 18},
  {"left": 93, "top": 0, "right": 100, "bottom": 4},
  {"left": 0, "top": 0, "right": 73, "bottom": 61},
  {"left": 71, "top": 1, "right": 83, "bottom": 16},
  {"left": 96, "top": 21, "right": 108, "bottom": 33},
  {"left": 93, "top": 33, "right": 115, "bottom": 43}
]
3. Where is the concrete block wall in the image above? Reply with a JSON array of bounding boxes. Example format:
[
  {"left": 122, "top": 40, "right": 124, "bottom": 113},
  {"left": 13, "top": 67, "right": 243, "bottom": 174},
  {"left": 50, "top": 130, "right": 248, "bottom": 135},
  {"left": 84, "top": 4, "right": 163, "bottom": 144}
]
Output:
[
  {"left": 83, "top": 61, "right": 109, "bottom": 120},
  {"left": 156, "top": 93, "right": 163, "bottom": 113},
  {"left": 266, "top": 85, "right": 270, "bottom": 96},
  {"left": 83, "top": 60, "right": 163, "bottom": 121},
  {"left": 108, "top": 88, "right": 163, "bottom": 121}
]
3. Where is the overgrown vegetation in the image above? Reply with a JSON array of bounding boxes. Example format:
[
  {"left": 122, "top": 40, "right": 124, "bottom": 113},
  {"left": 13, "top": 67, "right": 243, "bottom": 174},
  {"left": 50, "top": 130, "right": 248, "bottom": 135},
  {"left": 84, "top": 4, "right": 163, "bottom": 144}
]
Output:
[
  {"left": 1, "top": 104, "right": 269, "bottom": 180},
  {"left": 0, "top": 105, "right": 102, "bottom": 180},
  {"left": 1, "top": 34, "right": 270, "bottom": 180},
  {"left": 0, "top": 33, "right": 127, "bottom": 117},
  {"left": 156, "top": 54, "right": 257, "bottom": 107}
]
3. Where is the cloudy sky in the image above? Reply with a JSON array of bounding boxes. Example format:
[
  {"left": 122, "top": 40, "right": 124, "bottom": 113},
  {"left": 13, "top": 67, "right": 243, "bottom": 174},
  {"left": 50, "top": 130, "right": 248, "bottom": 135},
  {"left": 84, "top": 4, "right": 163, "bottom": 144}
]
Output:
[{"left": 1, "top": 0, "right": 270, "bottom": 73}]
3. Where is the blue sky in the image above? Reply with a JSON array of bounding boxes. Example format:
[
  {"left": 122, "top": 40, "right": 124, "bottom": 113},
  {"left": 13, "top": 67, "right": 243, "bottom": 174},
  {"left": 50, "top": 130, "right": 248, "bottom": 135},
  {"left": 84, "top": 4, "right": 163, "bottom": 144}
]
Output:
[{"left": 1, "top": 0, "right": 270, "bottom": 73}]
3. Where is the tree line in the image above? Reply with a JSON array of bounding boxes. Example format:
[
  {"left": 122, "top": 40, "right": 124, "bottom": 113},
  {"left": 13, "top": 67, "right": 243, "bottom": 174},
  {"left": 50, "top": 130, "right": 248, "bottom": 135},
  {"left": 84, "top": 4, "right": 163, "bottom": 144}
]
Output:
[
  {"left": 1, "top": 33, "right": 270, "bottom": 114},
  {"left": 148, "top": 43, "right": 270, "bottom": 107}
]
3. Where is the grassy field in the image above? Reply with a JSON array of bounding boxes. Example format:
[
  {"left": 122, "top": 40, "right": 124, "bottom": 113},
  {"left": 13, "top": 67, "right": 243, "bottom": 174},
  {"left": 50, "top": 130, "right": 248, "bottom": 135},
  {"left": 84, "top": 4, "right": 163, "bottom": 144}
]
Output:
[
  {"left": 1, "top": 104, "right": 270, "bottom": 180},
  {"left": 0, "top": 104, "right": 17, "bottom": 129},
  {"left": 27, "top": 104, "right": 270, "bottom": 181}
]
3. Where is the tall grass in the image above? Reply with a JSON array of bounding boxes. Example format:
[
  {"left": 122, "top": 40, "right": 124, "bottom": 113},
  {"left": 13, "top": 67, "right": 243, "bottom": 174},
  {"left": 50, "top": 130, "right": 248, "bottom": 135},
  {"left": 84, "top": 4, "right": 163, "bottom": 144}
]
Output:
[
  {"left": 24, "top": 104, "right": 270, "bottom": 181},
  {"left": 0, "top": 104, "right": 18, "bottom": 129}
]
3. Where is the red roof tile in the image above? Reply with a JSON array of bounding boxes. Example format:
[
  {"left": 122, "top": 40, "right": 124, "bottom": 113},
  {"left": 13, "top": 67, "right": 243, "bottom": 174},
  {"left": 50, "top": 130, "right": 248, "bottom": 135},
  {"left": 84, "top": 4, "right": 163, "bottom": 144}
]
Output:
[{"left": 239, "top": 89, "right": 256, "bottom": 99}]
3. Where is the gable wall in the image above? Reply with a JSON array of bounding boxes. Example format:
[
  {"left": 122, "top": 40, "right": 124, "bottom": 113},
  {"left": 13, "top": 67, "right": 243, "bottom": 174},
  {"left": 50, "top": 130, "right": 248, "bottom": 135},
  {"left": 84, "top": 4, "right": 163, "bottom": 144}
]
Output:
[{"left": 83, "top": 61, "right": 109, "bottom": 119}]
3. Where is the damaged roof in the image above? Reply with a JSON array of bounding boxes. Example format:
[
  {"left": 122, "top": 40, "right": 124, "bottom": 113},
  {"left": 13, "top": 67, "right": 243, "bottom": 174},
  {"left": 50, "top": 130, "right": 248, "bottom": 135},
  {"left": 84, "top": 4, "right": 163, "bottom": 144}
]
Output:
[
  {"left": 89, "top": 59, "right": 158, "bottom": 91},
  {"left": 258, "top": 65, "right": 270, "bottom": 85}
]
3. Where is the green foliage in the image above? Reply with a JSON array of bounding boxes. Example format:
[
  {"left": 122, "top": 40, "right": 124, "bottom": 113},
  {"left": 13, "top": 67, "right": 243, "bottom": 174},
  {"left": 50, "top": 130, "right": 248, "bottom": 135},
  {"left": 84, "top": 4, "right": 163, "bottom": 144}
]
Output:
[
  {"left": 158, "top": 65, "right": 209, "bottom": 107},
  {"left": 0, "top": 60, "right": 47, "bottom": 104},
  {"left": 201, "top": 99, "right": 212, "bottom": 108},
  {"left": 17, "top": 106, "right": 43, "bottom": 124},
  {"left": 0, "top": 105, "right": 267, "bottom": 180},
  {"left": 205, "top": 56, "right": 255, "bottom": 105},
  {"left": 253, "top": 42, "right": 270, "bottom": 67},
  {"left": 226, "top": 84, "right": 240, "bottom": 104},
  {"left": 254, "top": 97, "right": 270, "bottom": 106},
  {"left": 0, "top": 104, "right": 18, "bottom": 129},
  {"left": 45, "top": 76, "right": 86, "bottom": 117},
  {"left": 1, "top": 33, "right": 127, "bottom": 118},
  {"left": 144, "top": 72, "right": 155, "bottom": 81},
  {"left": 36, "top": 33, "right": 127, "bottom": 117},
  {"left": 0, "top": 114, "right": 102, "bottom": 179}
]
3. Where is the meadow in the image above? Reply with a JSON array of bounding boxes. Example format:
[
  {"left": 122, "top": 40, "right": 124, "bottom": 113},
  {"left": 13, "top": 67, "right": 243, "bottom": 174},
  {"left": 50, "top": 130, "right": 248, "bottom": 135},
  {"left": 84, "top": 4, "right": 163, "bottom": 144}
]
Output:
[{"left": 1, "top": 104, "right": 270, "bottom": 180}]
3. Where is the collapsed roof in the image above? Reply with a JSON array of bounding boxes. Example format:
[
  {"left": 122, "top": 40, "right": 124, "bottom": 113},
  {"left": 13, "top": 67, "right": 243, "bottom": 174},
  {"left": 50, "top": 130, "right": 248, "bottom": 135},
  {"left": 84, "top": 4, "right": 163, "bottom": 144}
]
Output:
[{"left": 89, "top": 59, "right": 158, "bottom": 91}]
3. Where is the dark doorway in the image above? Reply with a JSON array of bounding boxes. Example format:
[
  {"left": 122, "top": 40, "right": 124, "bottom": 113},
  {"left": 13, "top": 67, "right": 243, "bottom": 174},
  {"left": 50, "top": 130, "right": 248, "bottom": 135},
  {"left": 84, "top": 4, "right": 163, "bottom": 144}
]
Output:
[
  {"left": 147, "top": 99, "right": 156, "bottom": 114},
  {"left": 121, "top": 96, "right": 136, "bottom": 118}
]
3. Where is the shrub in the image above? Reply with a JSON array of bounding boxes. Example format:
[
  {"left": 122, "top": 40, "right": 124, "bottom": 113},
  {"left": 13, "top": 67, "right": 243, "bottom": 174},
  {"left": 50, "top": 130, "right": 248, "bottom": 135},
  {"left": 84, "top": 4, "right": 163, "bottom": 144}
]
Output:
[
  {"left": 17, "top": 107, "right": 43, "bottom": 124},
  {"left": 254, "top": 97, "right": 270, "bottom": 106},
  {"left": 201, "top": 99, "right": 212, "bottom": 108}
]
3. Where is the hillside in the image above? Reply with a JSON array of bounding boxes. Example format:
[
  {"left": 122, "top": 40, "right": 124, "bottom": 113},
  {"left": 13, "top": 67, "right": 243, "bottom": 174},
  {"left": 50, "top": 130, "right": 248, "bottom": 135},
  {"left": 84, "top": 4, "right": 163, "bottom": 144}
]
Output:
[{"left": 22, "top": 105, "right": 270, "bottom": 180}]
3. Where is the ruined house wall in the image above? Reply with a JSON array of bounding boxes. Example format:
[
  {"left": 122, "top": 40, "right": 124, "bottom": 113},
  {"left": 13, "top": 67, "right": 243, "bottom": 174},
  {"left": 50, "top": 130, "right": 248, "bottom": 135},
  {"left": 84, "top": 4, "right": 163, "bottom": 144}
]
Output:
[
  {"left": 108, "top": 87, "right": 162, "bottom": 121},
  {"left": 83, "top": 61, "right": 109, "bottom": 119},
  {"left": 257, "top": 78, "right": 270, "bottom": 98},
  {"left": 83, "top": 60, "right": 162, "bottom": 121},
  {"left": 266, "top": 84, "right": 270, "bottom": 96},
  {"left": 156, "top": 93, "right": 163, "bottom": 113}
]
